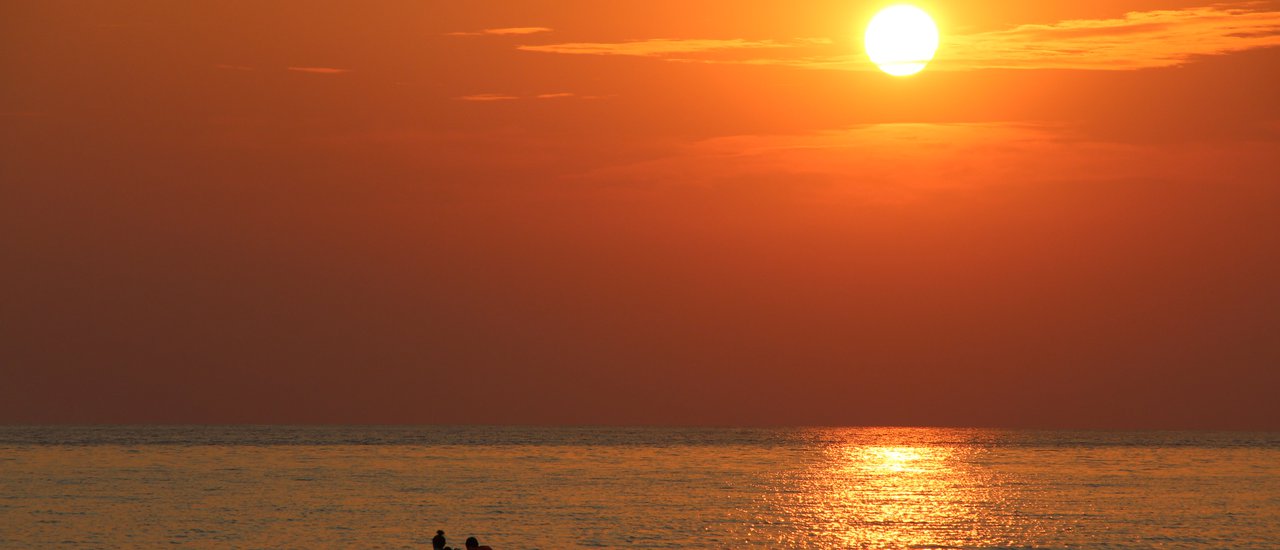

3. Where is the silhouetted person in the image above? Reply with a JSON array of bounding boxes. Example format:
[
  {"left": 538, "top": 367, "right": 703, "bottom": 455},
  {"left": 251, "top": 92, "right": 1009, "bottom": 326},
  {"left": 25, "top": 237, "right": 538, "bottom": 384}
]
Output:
[
  {"left": 433, "top": 530, "right": 447, "bottom": 550},
  {"left": 465, "top": 536, "right": 493, "bottom": 550}
]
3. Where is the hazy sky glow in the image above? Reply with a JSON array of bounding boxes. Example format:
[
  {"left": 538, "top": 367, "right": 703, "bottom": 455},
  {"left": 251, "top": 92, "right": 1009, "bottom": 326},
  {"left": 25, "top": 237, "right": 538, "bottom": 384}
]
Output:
[{"left": 2, "top": 1, "right": 1278, "bottom": 428}]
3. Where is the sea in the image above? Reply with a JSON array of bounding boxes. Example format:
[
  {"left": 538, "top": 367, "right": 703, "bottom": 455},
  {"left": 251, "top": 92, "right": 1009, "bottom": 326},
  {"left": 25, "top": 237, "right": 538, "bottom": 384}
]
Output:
[{"left": 1, "top": 426, "right": 1278, "bottom": 549}]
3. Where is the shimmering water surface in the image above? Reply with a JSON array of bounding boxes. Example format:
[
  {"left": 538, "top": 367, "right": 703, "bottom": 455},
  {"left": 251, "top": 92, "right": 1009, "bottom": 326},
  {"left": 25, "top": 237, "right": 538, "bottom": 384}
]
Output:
[{"left": 1, "top": 427, "right": 1278, "bottom": 548}]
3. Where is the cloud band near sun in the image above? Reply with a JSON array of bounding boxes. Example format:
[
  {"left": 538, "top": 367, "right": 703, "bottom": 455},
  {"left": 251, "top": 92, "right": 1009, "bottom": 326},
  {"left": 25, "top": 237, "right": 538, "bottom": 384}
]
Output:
[
  {"left": 517, "top": 38, "right": 832, "bottom": 57},
  {"left": 516, "top": 4, "right": 1280, "bottom": 71},
  {"left": 941, "top": 4, "right": 1280, "bottom": 70}
]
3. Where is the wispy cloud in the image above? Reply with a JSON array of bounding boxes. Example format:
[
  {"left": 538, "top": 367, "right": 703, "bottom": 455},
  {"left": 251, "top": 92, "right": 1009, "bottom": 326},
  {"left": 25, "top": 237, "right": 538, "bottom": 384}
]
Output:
[
  {"left": 519, "top": 4, "right": 1280, "bottom": 71},
  {"left": 518, "top": 37, "right": 831, "bottom": 58},
  {"left": 287, "top": 66, "right": 351, "bottom": 75},
  {"left": 941, "top": 4, "right": 1280, "bottom": 70},
  {"left": 449, "top": 27, "right": 553, "bottom": 37},
  {"left": 457, "top": 92, "right": 607, "bottom": 102},
  {"left": 581, "top": 123, "right": 1279, "bottom": 200},
  {"left": 457, "top": 93, "right": 521, "bottom": 102}
]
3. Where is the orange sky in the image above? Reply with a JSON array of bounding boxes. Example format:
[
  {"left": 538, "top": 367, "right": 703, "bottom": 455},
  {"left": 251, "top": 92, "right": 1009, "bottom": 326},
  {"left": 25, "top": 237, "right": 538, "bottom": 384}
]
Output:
[{"left": 2, "top": 1, "right": 1279, "bottom": 428}]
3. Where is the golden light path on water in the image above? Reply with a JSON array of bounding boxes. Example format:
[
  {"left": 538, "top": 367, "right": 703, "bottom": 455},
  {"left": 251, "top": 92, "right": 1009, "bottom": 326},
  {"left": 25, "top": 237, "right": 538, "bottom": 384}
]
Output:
[{"left": 747, "top": 428, "right": 1053, "bottom": 548}]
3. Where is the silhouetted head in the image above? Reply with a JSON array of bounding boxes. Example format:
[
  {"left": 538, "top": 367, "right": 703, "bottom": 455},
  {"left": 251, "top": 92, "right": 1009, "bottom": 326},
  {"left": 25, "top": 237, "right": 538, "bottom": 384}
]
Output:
[
  {"left": 437, "top": 530, "right": 445, "bottom": 536},
  {"left": 465, "top": 537, "right": 479, "bottom": 548}
]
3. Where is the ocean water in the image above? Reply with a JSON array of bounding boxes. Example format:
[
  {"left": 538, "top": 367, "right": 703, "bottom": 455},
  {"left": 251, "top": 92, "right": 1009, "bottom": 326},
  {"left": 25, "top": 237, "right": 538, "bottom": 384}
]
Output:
[{"left": 1, "top": 427, "right": 1277, "bottom": 549}]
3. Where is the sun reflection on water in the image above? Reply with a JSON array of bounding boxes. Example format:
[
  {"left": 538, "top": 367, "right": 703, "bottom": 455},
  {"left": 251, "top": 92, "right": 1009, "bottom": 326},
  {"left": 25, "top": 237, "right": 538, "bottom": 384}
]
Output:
[{"left": 754, "top": 428, "right": 1038, "bottom": 548}]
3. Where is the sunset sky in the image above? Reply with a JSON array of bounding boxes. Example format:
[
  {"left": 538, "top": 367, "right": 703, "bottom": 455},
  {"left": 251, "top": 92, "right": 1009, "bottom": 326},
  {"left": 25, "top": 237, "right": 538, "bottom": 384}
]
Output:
[{"left": 3, "top": 1, "right": 1279, "bottom": 428}]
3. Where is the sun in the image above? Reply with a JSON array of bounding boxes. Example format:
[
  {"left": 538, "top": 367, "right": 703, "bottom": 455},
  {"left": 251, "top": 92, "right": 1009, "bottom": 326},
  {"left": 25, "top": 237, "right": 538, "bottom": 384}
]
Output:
[{"left": 864, "top": 5, "right": 940, "bottom": 77}]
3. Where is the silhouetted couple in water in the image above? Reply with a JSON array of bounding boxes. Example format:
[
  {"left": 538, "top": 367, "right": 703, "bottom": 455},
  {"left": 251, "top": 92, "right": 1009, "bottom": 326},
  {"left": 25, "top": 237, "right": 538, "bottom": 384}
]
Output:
[{"left": 433, "top": 529, "right": 493, "bottom": 550}]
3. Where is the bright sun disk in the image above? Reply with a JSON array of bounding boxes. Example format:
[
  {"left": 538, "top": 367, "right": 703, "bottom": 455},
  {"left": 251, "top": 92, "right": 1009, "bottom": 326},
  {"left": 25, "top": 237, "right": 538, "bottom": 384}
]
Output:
[{"left": 865, "top": 5, "right": 940, "bottom": 76}]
